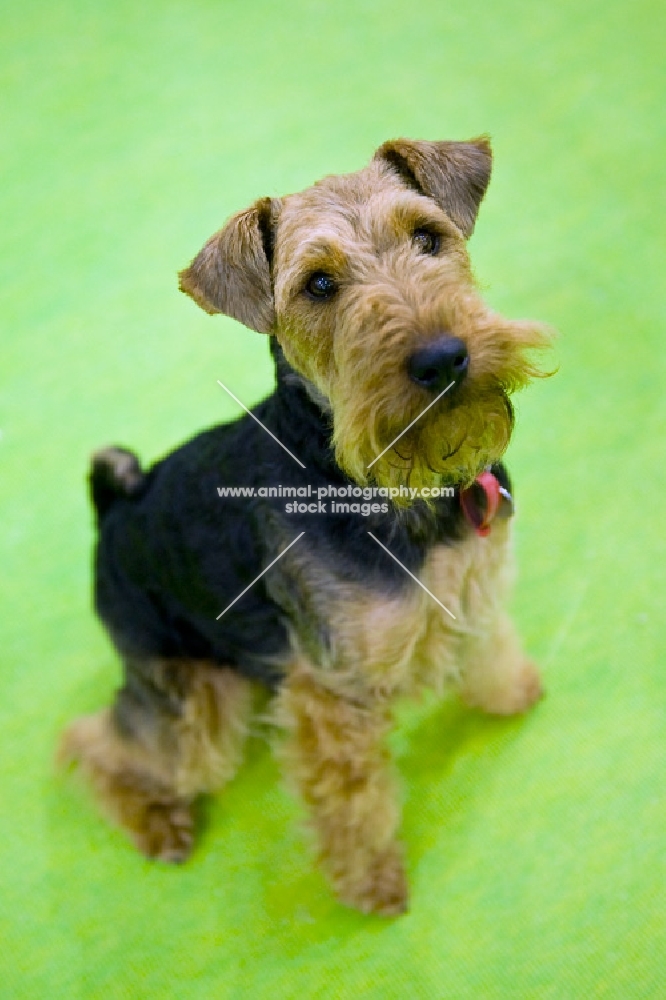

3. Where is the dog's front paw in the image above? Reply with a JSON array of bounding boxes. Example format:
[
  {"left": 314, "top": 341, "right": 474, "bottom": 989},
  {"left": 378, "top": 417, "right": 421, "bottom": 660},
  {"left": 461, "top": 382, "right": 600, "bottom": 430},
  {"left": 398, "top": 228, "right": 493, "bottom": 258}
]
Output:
[
  {"left": 334, "top": 846, "right": 409, "bottom": 917},
  {"left": 462, "top": 659, "right": 544, "bottom": 716}
]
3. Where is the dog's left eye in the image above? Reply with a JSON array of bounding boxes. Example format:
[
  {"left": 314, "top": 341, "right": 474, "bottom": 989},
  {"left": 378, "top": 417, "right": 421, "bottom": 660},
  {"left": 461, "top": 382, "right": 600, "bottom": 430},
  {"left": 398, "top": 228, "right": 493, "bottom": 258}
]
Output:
[
  {"left": 305, "top": 272, "right": 338, "bottom": 300},
  {"left": 413, "top": 228, "right": 441, "bottom": 255}
]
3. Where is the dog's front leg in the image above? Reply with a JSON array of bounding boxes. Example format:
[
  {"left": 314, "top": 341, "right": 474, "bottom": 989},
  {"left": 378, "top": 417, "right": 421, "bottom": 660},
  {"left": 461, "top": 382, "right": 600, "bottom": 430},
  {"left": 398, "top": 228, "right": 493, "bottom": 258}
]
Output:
[
  {"left": 274, "top": 668, "right": 408, "bottom": 916},
  {"left": 456, "top": 524, "right": 543, "bottom": 715},
  {"left": 458, "top": 611, "right": 543, "bottom": 715}
]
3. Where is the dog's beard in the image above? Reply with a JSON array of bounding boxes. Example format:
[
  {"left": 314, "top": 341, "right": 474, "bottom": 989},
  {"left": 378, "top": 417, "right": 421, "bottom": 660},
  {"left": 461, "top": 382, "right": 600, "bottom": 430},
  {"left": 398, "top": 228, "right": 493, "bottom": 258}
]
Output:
[
  {"left": 332, "top": 380, "right": 516, "bottom": 501},
  {"left": 330, "top": 303, "right": 552, "bottom": 502}
]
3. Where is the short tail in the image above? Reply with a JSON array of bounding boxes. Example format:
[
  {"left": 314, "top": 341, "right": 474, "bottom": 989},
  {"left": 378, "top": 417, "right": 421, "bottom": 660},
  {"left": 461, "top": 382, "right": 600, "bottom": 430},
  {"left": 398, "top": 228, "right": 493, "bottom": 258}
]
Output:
[{"left": 89, "top": 446, "right": 145, "bottom": 521}]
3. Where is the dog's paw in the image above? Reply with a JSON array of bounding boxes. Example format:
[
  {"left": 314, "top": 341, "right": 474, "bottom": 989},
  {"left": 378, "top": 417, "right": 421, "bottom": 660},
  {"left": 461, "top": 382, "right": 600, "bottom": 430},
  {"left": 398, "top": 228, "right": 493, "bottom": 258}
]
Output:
[
  {"left": 133, "top": 798, "right": 195, "bottom": 863},
  {"left": 58, "top": 712, "right": 196, "bottom": 863},
  {"left": 492, "top": 658, "right": 544, "bottom": 715},
  {"left": 334, "top": 847, "right": 409, "bottom": 917},
  {"left": 463, "top": 658, "right": 544, "bottom": 716}
]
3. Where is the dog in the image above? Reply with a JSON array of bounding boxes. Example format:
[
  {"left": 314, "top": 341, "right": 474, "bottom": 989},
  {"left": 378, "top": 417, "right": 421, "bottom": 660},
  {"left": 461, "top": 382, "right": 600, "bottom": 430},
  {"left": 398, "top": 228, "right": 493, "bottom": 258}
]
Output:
[{"left": 60, "top": 136, "right": 551, "bottom": 915}]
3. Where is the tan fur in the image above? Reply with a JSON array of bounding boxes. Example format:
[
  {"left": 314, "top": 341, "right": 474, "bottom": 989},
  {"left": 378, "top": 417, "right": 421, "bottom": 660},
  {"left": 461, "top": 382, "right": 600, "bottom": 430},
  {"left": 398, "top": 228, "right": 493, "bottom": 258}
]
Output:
[
  {"left": 266, "top": 523, "right": 541, "bottom": 914},
  {"left": 374, "top": 137, "right": 493, "bottom": 237},
  {"left": 59, "top": 664, "right": 253, "bottom": 861},
  {"left": 282, "top": 518, "right": 536, "bottom": 706},
  {"left": 273, "top": 669, "right": 407, "bottom": 915},
  {"left": 179, "top": 197, "right": 279, "bottom": 332}
]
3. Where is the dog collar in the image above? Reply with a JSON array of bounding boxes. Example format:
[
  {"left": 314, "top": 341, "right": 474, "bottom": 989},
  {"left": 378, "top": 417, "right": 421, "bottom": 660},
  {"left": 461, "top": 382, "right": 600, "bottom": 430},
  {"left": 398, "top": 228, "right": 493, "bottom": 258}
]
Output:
[{"left": 460, "top": 469, "right": 514, "bottom": 537}]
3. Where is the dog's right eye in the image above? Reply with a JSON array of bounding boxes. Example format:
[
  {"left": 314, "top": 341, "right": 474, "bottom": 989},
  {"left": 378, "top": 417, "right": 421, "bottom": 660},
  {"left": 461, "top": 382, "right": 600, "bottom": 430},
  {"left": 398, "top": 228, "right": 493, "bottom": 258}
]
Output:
[
  {"left": 413, "top": 228, "right": 441, "bottom": 255},
  {"left": 305, "top": 272, "right": 338, "bottom": 301}
]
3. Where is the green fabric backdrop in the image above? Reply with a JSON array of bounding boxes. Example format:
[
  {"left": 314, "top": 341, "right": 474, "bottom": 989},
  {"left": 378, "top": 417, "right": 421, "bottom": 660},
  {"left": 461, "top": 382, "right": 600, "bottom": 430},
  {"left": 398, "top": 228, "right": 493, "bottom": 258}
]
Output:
[{"left": 2, "top": 1, "right": 664, "bottom": 996}]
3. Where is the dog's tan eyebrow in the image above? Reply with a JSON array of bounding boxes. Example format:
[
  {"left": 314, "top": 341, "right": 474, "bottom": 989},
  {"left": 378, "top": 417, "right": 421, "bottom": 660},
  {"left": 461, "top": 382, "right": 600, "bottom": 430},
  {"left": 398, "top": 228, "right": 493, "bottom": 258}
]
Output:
[
  {"left": 291, "top": 237, "right": 348, "bottom": 275},
  {"left": 387, "top": 200, "right": 457, "bottom": 237}
]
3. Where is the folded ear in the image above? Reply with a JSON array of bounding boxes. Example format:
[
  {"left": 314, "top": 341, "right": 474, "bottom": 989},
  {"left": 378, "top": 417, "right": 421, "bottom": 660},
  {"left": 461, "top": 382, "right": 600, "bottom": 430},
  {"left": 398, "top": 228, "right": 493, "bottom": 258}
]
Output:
[
  {"left": 178, "top": 197, "right": 279, "bottom": 333},
  {"left": 374, "top": 137, "right": 492, "bottom": 238}
]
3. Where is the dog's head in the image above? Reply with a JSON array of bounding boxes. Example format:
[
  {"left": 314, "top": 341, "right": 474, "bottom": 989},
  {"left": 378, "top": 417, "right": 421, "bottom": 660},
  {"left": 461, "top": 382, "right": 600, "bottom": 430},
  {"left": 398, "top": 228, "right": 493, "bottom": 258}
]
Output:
[{"left": 180, "top": 138, "right": 551, "bottom": 494}]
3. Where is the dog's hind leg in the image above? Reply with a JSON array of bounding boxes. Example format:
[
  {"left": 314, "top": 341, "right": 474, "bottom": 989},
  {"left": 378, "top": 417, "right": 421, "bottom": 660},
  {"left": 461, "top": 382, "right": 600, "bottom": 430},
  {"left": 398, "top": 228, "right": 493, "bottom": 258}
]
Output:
[{"left": 59, "top": 659, "right": 253, "bottom": 861}]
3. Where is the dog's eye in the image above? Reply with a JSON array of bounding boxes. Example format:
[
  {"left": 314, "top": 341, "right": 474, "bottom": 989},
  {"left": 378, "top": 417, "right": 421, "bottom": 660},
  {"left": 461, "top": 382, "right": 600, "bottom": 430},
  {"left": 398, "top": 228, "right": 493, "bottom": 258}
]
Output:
[
  {"left": 305, "top": 272, "right": 338, "bottom": 300},
  {"left": 413, "top": 228, "right": 441, "bottom": 255}
]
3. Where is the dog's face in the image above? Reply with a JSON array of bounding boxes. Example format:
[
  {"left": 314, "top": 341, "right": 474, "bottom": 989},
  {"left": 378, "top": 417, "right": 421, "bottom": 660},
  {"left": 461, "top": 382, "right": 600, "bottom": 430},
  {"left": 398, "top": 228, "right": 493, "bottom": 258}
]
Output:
[{"left": 180, "top": 139, "right": 550, "bottom": 493}]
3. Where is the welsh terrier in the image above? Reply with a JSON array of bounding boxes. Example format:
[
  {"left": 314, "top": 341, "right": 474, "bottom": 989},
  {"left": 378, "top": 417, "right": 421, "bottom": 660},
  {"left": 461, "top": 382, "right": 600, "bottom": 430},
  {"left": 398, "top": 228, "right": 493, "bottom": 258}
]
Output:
[{"left": 61, "top": 136, "right": 551, "bottom": 915}]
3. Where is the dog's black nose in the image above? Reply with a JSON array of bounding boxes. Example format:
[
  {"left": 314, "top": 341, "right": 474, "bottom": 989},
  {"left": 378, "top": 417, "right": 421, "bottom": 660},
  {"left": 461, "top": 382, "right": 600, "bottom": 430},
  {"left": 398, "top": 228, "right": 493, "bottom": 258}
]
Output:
[{"left": 407, "top": 336, "right": 469, "bottom": 392}]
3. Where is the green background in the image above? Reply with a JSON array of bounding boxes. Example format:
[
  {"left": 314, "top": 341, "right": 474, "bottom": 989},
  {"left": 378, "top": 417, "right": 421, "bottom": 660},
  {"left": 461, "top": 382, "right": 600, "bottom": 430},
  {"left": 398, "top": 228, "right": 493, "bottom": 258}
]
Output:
[{"left": 2, "top": 1, "right": 665, "bottom": 996}]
